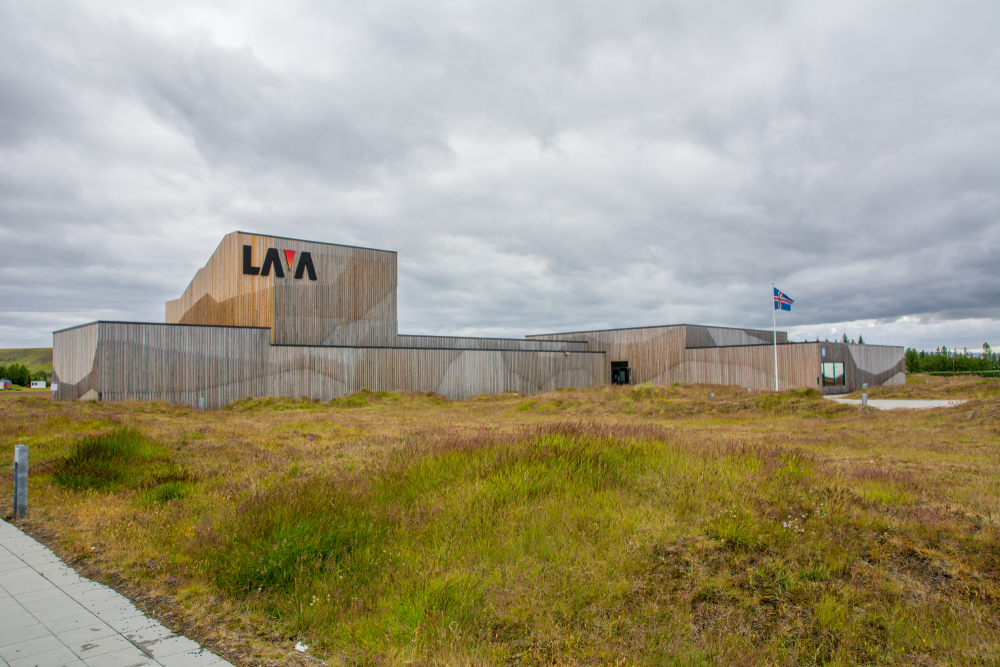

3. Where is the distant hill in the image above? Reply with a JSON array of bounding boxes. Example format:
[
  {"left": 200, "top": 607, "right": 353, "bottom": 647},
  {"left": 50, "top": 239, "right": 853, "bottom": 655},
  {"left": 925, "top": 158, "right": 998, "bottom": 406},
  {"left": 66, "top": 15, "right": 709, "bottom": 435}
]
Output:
[{"left": 0, "top": 348, "right": 53, "bottom": 374}]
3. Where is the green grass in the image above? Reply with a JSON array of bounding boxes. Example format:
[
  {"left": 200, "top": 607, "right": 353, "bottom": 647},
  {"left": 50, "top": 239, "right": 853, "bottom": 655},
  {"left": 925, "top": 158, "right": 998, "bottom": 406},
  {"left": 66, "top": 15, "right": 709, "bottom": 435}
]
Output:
[
  {"left": 52, "top": 427, "right": 185, "bottom": 492},
  {"left": 0, "top": 347, "right": 53, "bottom": 374},
  {"left": 187, "top": 425, "right": 1000, "bottom": 663},
  {"left": 2, "top": 379, "right": 998, "bottom": 665}
]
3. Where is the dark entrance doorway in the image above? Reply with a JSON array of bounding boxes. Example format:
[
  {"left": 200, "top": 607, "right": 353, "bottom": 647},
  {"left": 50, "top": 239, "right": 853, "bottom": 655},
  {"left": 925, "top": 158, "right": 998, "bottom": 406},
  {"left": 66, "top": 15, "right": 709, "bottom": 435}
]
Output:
[{"left": 611, "top": 361, "right": 632, "bottom": 385}]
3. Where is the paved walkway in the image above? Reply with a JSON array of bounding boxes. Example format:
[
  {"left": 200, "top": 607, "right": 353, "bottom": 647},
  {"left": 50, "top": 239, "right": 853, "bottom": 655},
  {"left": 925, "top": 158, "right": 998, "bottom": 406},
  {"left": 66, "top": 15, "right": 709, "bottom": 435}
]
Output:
[
  {"left": 0, "top": 519, "right": 234, "bottom": 667},
  {"left": 825, "top": 397, "right": 966, "bottom": 410}
]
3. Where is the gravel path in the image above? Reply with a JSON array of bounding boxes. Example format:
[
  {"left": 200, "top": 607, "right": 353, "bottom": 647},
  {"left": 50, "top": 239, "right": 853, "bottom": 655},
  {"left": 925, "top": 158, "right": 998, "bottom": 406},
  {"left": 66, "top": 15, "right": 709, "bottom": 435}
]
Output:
[{"left": 824, "top": 397, "right": 966, "bottom": 410}]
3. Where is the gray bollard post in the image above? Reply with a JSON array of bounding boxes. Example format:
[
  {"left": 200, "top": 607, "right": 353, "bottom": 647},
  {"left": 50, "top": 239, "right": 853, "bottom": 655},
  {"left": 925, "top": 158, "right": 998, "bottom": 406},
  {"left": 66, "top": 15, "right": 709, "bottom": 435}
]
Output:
[
  {"left": 861, "top": 383, "right": 868, "bottom": 408},
  {"left": 13, "top": 444, "right": 28, "bottom": 519},
  {"left": 199, "top": 397, "right": 205, "bottom": 410}
]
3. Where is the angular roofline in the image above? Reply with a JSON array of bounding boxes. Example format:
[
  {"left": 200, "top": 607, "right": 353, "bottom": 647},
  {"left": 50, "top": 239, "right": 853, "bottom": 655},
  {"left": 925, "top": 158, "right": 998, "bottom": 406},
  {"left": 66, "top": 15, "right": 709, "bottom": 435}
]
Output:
[
  {"left": 235, "top": 231, "right": 396, "bottom": 254},
  {"left": 53, "top": 321, "right": 272, "bottom": 334}
]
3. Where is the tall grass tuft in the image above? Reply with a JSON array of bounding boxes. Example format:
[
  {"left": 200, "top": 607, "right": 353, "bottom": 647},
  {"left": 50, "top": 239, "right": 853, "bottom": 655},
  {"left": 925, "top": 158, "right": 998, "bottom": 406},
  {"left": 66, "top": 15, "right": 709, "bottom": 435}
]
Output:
[
  {"left": 200, "top": 478, "right": 391, "bottom": 596},
  {"left": 53, "top": 427, "right": 182, "bottom": 492}
]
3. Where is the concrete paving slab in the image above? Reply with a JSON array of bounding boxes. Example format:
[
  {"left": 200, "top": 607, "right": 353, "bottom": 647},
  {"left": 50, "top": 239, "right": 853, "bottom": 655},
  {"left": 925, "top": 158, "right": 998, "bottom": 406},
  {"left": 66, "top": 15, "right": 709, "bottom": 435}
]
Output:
[
  {"left": 91, "top": 608, "right": 144, "bottom": 625},
  {"left": 1, "top": 521, "right": 234, "bottom": 667},
  {"left": 103, "top": 618, "right": 170, "bottom": 638},
  {"left": 43, "top": 614, "right": 106, "bottom": 635},
  {"left": 0, "top": 622, "right": 51, "bottom": 648},
  {"left": 8, "top": 646, "right": 82, "bottom": 667},
  {"left": 67, "top": 634, "right": 136, "bottom": 660},
  {"left": 79, "top": 646, "right": 154, "bottom": 667},
  {"left": 16, "top": 588, "right": 69, "bottom": 604},
  {"left": 20, "top": 594, "right": 80, "bottom": 615},
  {"left": 155, "top": 651, "right": 225, "bottom": 667},
  {"left": 142, "top": 637, "right": 200, "bottom": 661},
  {"left": 34, "top": 605, "right": 94, "bottom": 624},
  {"left": 53, "top": 627, "right": 117, "bottom": 648},
  {"left": 120, "top": 625, "right": 173, "bottom": 646},
  {"left": 2, "top": 611, "right": 42, "bottom": 632},
  {"left": 0, "top": 636, "right": 67, "bottom": 662},
  {"left": 3, "top": 576, "right": 56, "bottom": 596}
]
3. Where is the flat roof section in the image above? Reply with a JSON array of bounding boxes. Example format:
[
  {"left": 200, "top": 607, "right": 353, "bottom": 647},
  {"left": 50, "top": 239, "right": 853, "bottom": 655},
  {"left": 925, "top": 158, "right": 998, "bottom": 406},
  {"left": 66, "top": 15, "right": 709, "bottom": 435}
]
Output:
[
  {"left": 53, "top": 321, "right": 272, "bottom": 334},
  {"left": 528, "top": 323, "right": 774, "bottom": 337}
]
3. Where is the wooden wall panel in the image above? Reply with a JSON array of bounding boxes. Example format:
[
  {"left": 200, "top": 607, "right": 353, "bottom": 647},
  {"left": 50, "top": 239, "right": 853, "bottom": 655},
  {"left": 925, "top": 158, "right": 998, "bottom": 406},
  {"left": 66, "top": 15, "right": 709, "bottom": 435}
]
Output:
[
  {"left": 52, "top": 323, "right": 101, "bottom": 400},
  {"left": 53, "top": 323, "right": 606, "bottom": 408},
  {"left": 95, "top": 322, "right": 270, "bottom": 409},
  {"left": 819, "top": 343, "right": 906, "bottom": 394},
  {"left": 396, "top": 335, "right": 588, "bottom": 351},
  {"left": 166, "top": 232, "right": 398, "bottom": 347},
  {"left": 271, "top": 242, "right": 397, "bottom": 346},
  {"left": 682, "top": 343, "right": 821, "bottom": 391},
  {"left": 267, "top": 346, "right": 605, "bottom": 401},
  {"left": 528, "top": 325, "right": 689, "bottom": 385},
  {"left": 684, "top": 325, "right": 786, "bottom": 348}
]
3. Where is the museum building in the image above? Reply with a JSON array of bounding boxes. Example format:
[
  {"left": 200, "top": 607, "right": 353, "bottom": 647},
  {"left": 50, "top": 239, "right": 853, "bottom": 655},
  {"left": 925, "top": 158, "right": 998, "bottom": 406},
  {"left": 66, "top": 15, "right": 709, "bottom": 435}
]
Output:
[{"left": 52, "top": 232, "right": 905, "bottom": 408}]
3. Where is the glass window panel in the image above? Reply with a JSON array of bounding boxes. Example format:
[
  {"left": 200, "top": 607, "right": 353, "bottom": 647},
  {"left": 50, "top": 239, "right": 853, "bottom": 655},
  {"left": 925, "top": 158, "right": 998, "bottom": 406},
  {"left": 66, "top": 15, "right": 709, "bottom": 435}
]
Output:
[{"left": 821, "top": 363, "right": 836, "bottom": 386}]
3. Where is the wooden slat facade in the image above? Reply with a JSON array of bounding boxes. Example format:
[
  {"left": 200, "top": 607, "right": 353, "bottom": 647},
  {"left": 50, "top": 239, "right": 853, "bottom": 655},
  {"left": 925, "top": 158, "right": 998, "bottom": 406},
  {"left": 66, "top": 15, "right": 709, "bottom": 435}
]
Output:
[
  {"left": 52, "top": 233, "right": 904, "bottom": 408},
  {"left": 683, "top": 343, "right": 820, "bottom": 391},
  {"left": 527, "top": 325, "right": 690, "bottom": 385},
  {"left": 396, "top": 335, "right": 587, "bottom": 351},
  {"left": 52, "top": 322, "right": 605, "bottom": 408},
  {"left": 166, "top": 232, "right": 398, "bottom": 346},
  {"left": 529, "top": 326, "right": 904, "bottom": 393},
  {"left": 684, "top": 324, "right": 786, "bottom": 348}
]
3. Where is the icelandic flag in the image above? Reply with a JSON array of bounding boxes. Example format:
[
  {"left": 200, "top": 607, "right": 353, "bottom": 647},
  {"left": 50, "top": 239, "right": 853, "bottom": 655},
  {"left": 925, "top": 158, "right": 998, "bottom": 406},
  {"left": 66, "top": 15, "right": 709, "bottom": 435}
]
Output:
[{"left": 774, "top": 287, "right": 793, "bottom": 311}]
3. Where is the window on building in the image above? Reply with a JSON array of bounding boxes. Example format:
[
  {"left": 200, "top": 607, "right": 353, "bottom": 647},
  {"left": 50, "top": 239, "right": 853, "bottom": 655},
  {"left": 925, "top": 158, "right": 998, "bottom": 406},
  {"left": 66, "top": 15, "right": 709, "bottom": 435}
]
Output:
[{"left": 821, "top": 362, "right": 845, "bottom": 386}]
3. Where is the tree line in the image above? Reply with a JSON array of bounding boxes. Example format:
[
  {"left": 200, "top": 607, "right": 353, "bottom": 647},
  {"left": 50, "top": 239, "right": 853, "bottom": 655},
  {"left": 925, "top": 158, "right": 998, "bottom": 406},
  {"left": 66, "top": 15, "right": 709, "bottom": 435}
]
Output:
[
  {"left": 905, "top": 344, "right": 999, "bottom": 374},
  {"left": 0, "top": 364, "right": 49, "bottom": 386}
]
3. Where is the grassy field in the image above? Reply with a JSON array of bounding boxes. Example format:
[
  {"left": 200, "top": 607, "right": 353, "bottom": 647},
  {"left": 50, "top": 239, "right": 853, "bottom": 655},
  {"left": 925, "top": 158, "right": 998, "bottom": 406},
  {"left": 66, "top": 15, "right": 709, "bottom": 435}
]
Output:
[
  {"left": 0, "top": 347, "right": 53, "bottom": 374},
  {"left": 2, "top": 375, "right": 999, "bottom": 666}
]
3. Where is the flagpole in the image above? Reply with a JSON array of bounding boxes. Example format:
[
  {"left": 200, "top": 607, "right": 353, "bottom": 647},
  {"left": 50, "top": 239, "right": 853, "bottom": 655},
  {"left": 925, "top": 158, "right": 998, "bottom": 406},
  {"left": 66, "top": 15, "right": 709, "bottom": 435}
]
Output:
[{"left": 772, "top": 282, "right": 778, "bottom": 391}]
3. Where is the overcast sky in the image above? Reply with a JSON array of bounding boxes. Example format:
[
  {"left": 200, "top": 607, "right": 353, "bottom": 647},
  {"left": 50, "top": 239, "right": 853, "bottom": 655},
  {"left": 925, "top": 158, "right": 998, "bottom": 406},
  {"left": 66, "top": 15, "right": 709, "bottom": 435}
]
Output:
[{"left": 1, "top": 0, "right": 997, "bottom": 351}]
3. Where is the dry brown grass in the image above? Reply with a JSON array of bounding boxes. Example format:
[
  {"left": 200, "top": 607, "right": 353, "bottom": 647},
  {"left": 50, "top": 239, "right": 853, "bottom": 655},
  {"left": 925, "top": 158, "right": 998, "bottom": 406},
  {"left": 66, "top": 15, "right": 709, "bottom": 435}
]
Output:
[{"left": 2, "top": 378, "right": 999, "bottom": 666}]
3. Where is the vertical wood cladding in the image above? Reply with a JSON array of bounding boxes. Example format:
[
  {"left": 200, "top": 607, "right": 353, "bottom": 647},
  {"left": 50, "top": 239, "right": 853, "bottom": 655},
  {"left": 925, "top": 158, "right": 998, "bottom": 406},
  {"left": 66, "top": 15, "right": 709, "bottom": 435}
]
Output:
[
  {"left": 268, "top": 346, "right": 604, "bottom": 401},
  {"left": 166, "top": 232, "right": 398, "bottom": 346},
  {"left": 684, "top": 325, "right": 786, "bottom": 348},
  {"left": 818, "top": 342, "right": 906, "bottom": 395},
  {"left": 528, "top": 326, "right": 689, "bottom": 384},
  {"left": 54, "top": 322, "right": 270, "bottom": 407},
  {"left": 51, "top": 323, "right": 100, "bottom": 400},
  {"left": 55, "top": 233, "right": 905, "bottom": 409},
  {"left": 53, "top": 322, "right": 605, "bottom": 408},
  {"left": 395, "top": 335, "right": 588, "bottom": 351},
  {"left": 529, "top": 327, "right": 903, "bottom": 392},
  {"left": 682, "top": 343, "right": 820, "bottom": 391}
]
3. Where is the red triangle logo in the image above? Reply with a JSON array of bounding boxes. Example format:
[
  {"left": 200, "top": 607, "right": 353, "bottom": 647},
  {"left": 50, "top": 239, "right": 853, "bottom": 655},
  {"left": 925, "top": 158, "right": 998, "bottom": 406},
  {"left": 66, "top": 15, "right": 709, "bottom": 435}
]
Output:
[{"left": 284, "top": 249, "right": 296, "bottom": 269}]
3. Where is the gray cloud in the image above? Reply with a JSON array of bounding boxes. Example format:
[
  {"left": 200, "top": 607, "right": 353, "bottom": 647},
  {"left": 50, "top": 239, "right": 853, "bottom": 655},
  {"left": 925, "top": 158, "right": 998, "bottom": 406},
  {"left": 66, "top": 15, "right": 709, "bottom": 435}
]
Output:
[{"left": 0, "top": 0, "right": 997, "bottom": 351}]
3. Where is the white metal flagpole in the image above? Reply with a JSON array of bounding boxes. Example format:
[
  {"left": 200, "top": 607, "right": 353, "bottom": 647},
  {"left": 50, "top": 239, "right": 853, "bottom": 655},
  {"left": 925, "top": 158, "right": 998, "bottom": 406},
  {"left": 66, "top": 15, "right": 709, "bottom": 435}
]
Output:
[{"left": 772, "top": 282, "right": 778, "bottom": 391}]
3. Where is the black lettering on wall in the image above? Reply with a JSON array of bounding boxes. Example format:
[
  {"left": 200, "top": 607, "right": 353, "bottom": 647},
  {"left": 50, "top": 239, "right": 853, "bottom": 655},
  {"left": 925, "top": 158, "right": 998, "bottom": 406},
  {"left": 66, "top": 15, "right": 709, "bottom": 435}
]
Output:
[
  {"left": 260, "top": 248, "right": 285, "bottom": 278},
  {"left": 242, "top": 245, "right": 260, "bottom": 275},
  {"left": 294, "top": 252, "right": 317, "bottom": 280}
]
